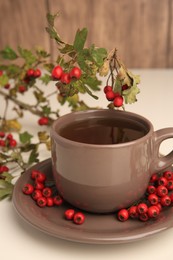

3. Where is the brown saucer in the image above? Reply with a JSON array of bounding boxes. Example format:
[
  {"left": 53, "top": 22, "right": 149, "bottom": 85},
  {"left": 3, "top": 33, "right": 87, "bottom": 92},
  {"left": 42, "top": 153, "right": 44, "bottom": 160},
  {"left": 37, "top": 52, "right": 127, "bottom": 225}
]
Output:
[{"left": 12, "top": 158, "right": 173, "bottom": 244}]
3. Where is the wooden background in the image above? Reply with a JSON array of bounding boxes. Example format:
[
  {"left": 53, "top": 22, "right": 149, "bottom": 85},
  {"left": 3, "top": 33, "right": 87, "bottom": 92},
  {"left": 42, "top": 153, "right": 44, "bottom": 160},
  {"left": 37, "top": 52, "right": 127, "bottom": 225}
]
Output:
[{"left": 0, "top": 0, "right": 172, "bottom": 68}]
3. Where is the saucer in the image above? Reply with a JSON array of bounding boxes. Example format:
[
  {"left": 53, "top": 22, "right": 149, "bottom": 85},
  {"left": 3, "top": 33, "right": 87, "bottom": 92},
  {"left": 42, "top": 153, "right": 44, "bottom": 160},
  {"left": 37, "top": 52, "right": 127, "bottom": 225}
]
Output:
[{"left": 12, "top": 158, "right": 173, "bottom": 244}]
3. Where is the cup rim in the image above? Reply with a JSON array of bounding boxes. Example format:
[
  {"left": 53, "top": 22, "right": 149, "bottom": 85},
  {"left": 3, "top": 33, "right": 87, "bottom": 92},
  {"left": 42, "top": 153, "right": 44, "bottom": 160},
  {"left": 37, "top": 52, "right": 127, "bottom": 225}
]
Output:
[{"left": 50, "top": 109, "right": 154, "bottom": 148}]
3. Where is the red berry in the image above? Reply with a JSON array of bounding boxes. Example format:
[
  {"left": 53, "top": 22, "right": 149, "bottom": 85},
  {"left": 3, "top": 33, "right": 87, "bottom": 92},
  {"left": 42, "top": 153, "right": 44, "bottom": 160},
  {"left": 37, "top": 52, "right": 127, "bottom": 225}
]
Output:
[
  {"left": 64, "top": 209, "right": 75, "bottom": 220},
  {"left": 0, "top": 70, "right": 3, "bottom": 76},
  {"left": 0, "top": 132, "right": 5, "bottom": 138},
  {"left": 69, "top": 67, "right": 81, "bottom": 79},
  {"left": 128, "top": 205, "right": 138, "bottom": 218},
  {"left": 0, "top": 140, "right": 5, "bottom": 147},
  {"left": 160, "top": 195, "right": 171, "bottom": 206},
  {"left": 158, "top": 177, "right": 168, "bottom": 186},
  {"left": 169, "top": 193, "right": 173, "bottom": 203},
  {"left": 148, "top": 194, "right": 159, "bottom": 205},
  {"left": 139, "top": 213, "right": 149, "bottom": 222},
  {"left": 122, "top": 84, "right": 129, "bottom": 91},
  {"left": 34, "top": 181, "right": 45, "bottom": 190},
  {"left": 166, "top": 180, "right": 173, "bottom": 190},
  {"left": 6, "top": 133, "right": 13, "bottom": 140},
  {"left": 137, "top": 203, "right": 148, "bottom": 214},
  {"left": 156, "top": 185, "right": 168, "bottom": 197},
  {"left": 18, "top": 85, "right": 27, "bottom": 93},
  {"left": 113, "top": 95, "right": 123, "bottom": 107},
  {"left": 106, "top": 91, "right": 115, "bottom": 101},
  {"left": 155, "top": 203, "right": 162, "bottom": 212},
  {"left": 73, "top": 212, "right": 85, "bottom": 225},
  {"left": 37, "top": 196, "right": 47, "bottom": 207},
  {"left": 32, "top": 189, "right": 42, "bottom": 200},
  {"left": 117, "top": 209, "right": 129, "bottom": 221},
  {"left": 4, "top": 83, "right": 10, "bottom": 89},
  {"left": 147, "top": 185, "right": 156, "bottom": 194},
  {"left": 31, "top": 170, "right": 41, "bottom": 180},
  {"left": 104, "top": 85, "right": 112, "bottom": 93},
  {"left": 33, "top": 69, "right": 41, "bottom": 78},
  {"left": 0, "top": 165, "right": 9, "bottom": 174},
  {"left": 38, "top": 117, "right": 49, "bottom": 126},
  {"left": 60, "top": 73, "right": 71, "bottom": 84},
  {"left": 27, "top": 68, "right": 35, "bottom": 77},
  {"left": 52, "top": 65, "right": 63, "bottom": 80},
  {"left": 42, "top": 187, "right": 52, "bottom": 198},
  {"left": 22, "top": 183, "right": 34, "bottom": 195},
  {"left": 147, "top": 206, "right": 160, "bottom": 218},
  {"left": 9, "top": 139, "right": 17, "bottom": 147},
  {"left": 35, "top": 172, "right": 46, "bottom": 182},
  {"left": 150, "top": 173, "right": 158, "bottom": 183},
  {"left": 46, "top": 197, "right": 54, "bottom": 207},
  {"left": 53, "top": 195, "right": 63, "bottom": 206},
  {"left": 163, "top": 171, "right": 173, "bottom": 180}
]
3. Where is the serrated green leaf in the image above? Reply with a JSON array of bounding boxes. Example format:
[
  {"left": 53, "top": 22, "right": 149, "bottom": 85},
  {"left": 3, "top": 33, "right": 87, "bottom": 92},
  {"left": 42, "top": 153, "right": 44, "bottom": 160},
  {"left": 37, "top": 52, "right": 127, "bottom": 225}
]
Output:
[
  {"left": 6, "top": 64, "right": 20, "bottom": 78},
  {"left": 40, "top": 73, "right": 52, "bottom": 84},
  {"left": 41, "top": 105, "right": 51, "bottom": 115},
  {"left": 33, "top": 91, "right": 46, "bottom": 103},
  {"left": 127, "top": 70, "right": 141, "bottom": 85},
  {"left": 28, "top": 149, "right": 39, "bottom": 164},
  {"left": 18, "top": 46, "right": 36, "bottom": 65},
  {"left": 90, "top": 46, "right": 107, "bottom": 67},
  {"left": 19, "top": 131, "right": 33, "bottom": 144},
  {"left": 0, "top": 46, "right": 18, "bottom": 60},
  {"left": 73, "top": 28, "right": 88, "bottom": 51}
]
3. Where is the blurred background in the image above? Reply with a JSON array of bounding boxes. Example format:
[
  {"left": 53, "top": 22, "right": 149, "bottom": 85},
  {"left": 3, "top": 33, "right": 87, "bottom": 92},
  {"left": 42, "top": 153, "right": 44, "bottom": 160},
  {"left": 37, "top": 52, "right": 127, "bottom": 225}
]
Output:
[{"left": 0, "top": 0, "right": 172, "bottom": 68}]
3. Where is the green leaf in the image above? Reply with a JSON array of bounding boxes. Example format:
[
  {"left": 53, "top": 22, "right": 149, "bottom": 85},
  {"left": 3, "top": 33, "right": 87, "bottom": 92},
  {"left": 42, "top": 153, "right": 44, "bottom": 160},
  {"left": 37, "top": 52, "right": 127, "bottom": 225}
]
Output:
[
  {"left": 0, "top": 46, "right": 18, "bottom": 60},
  {"left": 73, "top": 28, "right": 88, "bottom": 51},
  {"left": 0, "top": 74, "right": 9, "bottom": 86},
  {"left": 40, "top": 73, "right": 52, "bottom": 84},
  {"left": 0, "top": 179, "right": 13, "bottom": 200},
  {"left": 18, "top": 46, "right": 36, "bottom": 65},
  {"left": 90, "top": 46, "right": 107, "bottom": 67},
  {"left": 83, "top": 76, "right": 101, "bottom": 90},
  {"left": 83, "top": 85, "right": 98, "bottom": 99},
  {"left": 19, "top": 131, "right": 33, "bottom": 144},
  {"left": 28, "top": 149, "right": 39, "bottom": 164},
  {"left": 47, "top": 12, "right": 60, "bottom": 27},
  {"left": 33, "top": 91, "right": 46, "bottom": 103},
  {"left": 41, "top": 105, "right": 51, "bottom": 116},
  {"left": 2, "top": 172, "right": 14, "bottom": 183},
  {"left": 6, "top": 64, "right": 21, "bottom": 78}
]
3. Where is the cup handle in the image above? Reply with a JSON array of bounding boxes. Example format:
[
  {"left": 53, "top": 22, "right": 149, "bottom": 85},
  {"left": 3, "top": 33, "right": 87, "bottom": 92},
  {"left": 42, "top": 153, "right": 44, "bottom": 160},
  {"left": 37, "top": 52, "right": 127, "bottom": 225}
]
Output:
[{"left": 151, "top": 128, "right": 173, "bottom": 173}]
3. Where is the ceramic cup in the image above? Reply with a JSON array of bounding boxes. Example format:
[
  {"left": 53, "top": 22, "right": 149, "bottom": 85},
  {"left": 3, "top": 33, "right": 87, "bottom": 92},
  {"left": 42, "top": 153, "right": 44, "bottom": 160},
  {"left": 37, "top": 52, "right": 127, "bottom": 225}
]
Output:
[{"left": 50, "top": 109, "right": 173, "bottom": 213}]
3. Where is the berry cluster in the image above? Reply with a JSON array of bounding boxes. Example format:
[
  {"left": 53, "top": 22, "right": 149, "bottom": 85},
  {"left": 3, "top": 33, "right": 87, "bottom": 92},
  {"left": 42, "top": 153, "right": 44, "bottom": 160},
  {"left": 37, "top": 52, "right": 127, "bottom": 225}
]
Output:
[
  {"left": 117, "top": 170, "right": 173, "bottom": 222},
  {"left": 52, "top": 65, "right": 81, "bottom": 84},
  {"left": 0, "top": 132, "right": 17, "bottom": 148},
  {"left": 104, "top": 85, "right": 128, "bottom": 107},
  {"left": 22, "top": 169, "right": 85, "bottom": 225}
]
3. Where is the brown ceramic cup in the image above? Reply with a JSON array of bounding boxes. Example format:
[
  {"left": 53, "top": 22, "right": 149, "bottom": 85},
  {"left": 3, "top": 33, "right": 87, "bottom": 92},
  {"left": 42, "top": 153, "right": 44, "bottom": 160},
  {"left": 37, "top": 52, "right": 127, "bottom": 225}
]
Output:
[{"left": 50, "top": 109, "right": 173, "bottom": 213}]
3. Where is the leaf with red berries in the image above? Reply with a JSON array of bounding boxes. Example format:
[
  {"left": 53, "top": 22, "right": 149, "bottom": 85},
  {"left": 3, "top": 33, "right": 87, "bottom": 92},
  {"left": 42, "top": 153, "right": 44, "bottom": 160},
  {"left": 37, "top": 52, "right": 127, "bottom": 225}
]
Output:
[{"left": 123, "top": 83, "right": 140, "bottom": 104}]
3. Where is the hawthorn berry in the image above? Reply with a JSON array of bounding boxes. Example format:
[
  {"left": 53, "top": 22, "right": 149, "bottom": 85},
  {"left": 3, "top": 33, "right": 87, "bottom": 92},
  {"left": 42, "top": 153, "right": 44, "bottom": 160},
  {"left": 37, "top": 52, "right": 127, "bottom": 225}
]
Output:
[
  {"left": 147, "top": 185, "right": 156, "bottom": 194},
  {"left": 0, "top": 140, "right": 5, "bottom": 147},
  {"left": 0, "top": 165, "right": 9, "bottom": 173},
  {"left": 18, "top": 85, "right": 27, "bottom": 93},
  {"left": 38, "top": 117, "right": 49, "bottom": 126},
  {"left": 73, "top": 212, "right": 85, "bottom": 225},
  {"left": 4, "top": 83, "right": 10, "bottom": 89},
  {"left": 156, "top": 185, "right": 168, "bottom": 197},
  {"left": 106, "top": 91, "right": 115, "bottom": 101},
  {"left": 104, "top": 85, "right": 112, "bottom": 93},
  {"left": 139, "top": 213, "right": 149, "bottom": 222},
  {"left": 46, "top": 197, "right": 54, "bottom": 207},
  {"left": 147, "top": 206, "right": 160, "bottom": 218},
  {"left": 117, "top": 209, "right": 129, "bottom": 221},
  {"left": 163, "top": 171, "right": 173, "bottom": 180},
  {"left": 0, "top": 132, "right": 5, "bottom": 138},
  {"left": 69, "top": 67, "right": 81, "bottom": 79},
  {"left": 6, "top": 133, "right": 13, "bottom": 140},
  {"left": 166, "top": 180, "right": 173, "bottom": 190},
  {"left": 9, "top": 139, "right": 17, "bottom": 147},
  {"left": 137, "top": 203, "right": 148, "bottom": 214},
  {"left": 53, "top": 195, "right": 63, "bottom": 206},
  {"left": 122, "top": 84, "right": 129, "bottom": 91},
  {"left": 60, "top": 73, "right": 71, "bottom": 84},
  {"left": 150, "top": 173, "right": 158, "bottom": 183},
  {"left": 0, "top": 70, "right": 3, "bottom": 76},
  {"left": 148, "top": 194, "right": 159, "bottom": 205},
  {"left": 34, "top": 181, "right": 45, "bottom": 190},
  {"left": 158, "top": 177, "right": 168, "bottom": 186},
  {"left": 37, "top": 196, "right": 47, "bottom": 207},
  {"left": 42, "top": 187, "right": 52, "bottom": 198},
  {"left": 128, "top": 205, "right": 138, "bottom": 218},
  {"left": 32, "top": 189, "right": 42, "bottom": 200},
  {"left": 31, "top": 170, "right": 41, "bottom": 180},
  {"left": 52, "top": 65, "right": 63, "bottom": 80},
  {"left": 33, "top": 69, "right": 41, "bottom": 78},
  {"left": 27, "top": 68, "right": 35, "bottom": 77},
  {"left": 35, "top": 172, "right": 46, "bottom": 182},
  {"left": 113, "top": 95, "right": 123, "bottom": 107},
  {"left": 22, "top": 183, "right": 34, "bottom": 195},
  {"left": 64, "top": 209, "right": 75, "bottom": 220},
  {"left": 160, "top": 195, "right": 171, "bottom": 207}
]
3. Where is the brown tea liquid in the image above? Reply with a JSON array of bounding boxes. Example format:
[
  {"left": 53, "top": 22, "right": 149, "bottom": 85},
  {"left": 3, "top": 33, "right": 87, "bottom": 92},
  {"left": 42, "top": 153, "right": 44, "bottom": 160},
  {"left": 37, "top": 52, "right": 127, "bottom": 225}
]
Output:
[{"left": 59, "top": 118, "right": 148, "bottom": 145}]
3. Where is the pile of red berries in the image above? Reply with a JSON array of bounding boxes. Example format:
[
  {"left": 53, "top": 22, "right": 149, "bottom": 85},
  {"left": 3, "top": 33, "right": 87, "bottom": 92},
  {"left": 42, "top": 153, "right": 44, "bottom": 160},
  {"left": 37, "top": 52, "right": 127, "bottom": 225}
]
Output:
[
  {"left": 22, "top": 169, "right": 85, "bottom": 225},
  {"left": 104, "top": 84, "right": 129, "bottom": 107},
  {"left": 117, "top": 170, "right": 173, "bottom": 222},
  {"left": 0, "top": 132, "right": 17, "bottom": 148},
  {"left": 51, "top": 65, "right": 82, "bottom": 85}
]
